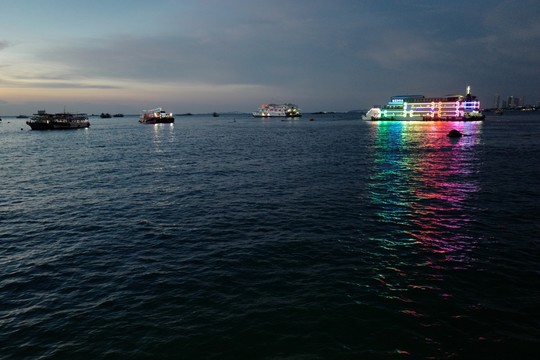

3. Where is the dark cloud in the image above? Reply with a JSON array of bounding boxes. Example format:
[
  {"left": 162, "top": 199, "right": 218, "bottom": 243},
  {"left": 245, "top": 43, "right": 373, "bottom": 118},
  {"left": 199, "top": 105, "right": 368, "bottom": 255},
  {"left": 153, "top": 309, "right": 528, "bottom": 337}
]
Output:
[{"left": 3, "top": 0, "right": 540, "bottom": 112}]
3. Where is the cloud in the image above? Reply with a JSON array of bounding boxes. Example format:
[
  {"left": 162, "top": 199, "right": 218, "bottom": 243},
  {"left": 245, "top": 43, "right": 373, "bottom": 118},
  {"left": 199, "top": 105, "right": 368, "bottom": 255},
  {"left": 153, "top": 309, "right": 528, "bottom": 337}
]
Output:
[
  {"left": 2, "top": 69, "right": 123, "bottom": 89},
  {"left": 12, "top": 1, "right": 374, "bottom": 91},
  {"left": 18, "top": 81, "right": 121, "bottom": 89},
  {"left": 30, "top": 20, "right": 363, "bottom": 90},
  {"left": 2, "top": 0, "right": 540, "bottom": 112}
]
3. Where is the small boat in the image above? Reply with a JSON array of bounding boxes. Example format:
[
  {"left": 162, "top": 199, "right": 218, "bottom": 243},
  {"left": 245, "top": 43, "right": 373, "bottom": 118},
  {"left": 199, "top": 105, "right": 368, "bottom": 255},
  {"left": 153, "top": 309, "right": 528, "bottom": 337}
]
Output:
[
  {"left": 100, "top": 113, "right": 112, "bottom": 118},
  {"left": 213, "top": 112, "right": 219, "bottom": 117},
  {"left": 26, "top": 110, "right": 90, "bottom": 130},
  {"left": 16, "top": 115, "right": 29, "bottom": 118},
  {"left": 252, "top": 103, "right": 302, "bottom": 117},
  {"left": 140, "top": 108, "right": 174, "bottom": 124},
  {"left": 113, "top": 113, "right": 124, "bottom": 117}
]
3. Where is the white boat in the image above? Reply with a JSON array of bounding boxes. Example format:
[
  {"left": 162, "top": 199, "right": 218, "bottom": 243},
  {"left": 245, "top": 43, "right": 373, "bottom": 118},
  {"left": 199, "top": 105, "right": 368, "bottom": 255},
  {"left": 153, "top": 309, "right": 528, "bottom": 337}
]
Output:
[
  {"left": 252, "top": 103, "right": 302, "bottom": 117},
  {"left": 363, "top": 86, "right": 485, "bottom": 121},
  {"left": 139, "top": 108, "right": 174, "bottom": 124}
]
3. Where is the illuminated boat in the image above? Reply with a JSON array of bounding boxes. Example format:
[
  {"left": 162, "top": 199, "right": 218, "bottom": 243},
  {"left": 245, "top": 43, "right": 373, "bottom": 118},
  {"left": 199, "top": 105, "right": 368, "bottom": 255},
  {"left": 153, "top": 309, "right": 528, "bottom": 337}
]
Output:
[
  {"left": 139, "top": 108, "right": 174, "bottom": 124},
  {"left": 252, "top": 103, "right": 302, "bottom": 117},
  {"left": 363, "top": 86, "right": 485, "bottom": 121},
  {"left": 26, "top": 110, "right": 90, "bottom": 130}
]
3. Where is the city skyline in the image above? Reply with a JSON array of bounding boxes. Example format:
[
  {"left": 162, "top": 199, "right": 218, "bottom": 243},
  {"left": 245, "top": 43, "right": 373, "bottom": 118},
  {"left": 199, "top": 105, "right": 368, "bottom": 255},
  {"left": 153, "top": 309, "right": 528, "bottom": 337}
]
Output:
[
  {"left": 1, "top": 0, "right": 540, "bottom": 115},
  {"left": 492, "top": 93, "right": 538, "bottom": 110}
]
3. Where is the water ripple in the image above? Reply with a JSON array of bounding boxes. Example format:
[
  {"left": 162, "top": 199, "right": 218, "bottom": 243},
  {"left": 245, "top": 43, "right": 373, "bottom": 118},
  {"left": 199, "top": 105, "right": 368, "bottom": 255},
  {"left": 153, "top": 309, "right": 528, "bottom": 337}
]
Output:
[{"left": 0, "top": 114, "right": 539, "bottom": 359}]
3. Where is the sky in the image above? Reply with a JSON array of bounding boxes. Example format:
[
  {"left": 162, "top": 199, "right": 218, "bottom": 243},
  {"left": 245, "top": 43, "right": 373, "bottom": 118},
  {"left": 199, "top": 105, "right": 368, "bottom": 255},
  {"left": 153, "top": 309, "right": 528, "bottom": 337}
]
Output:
[{"left": 1, "top": 0, "right": 539, "bottom": 115}]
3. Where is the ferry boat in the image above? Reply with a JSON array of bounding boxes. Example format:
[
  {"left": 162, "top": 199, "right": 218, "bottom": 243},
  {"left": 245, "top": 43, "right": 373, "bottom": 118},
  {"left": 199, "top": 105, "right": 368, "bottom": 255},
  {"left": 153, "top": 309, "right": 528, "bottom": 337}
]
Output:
[
  {"left": 252, "top": 103, "right": 302, "bottom": 117},
  {"left": 139, "top": 108, "right": 174, "bottom": 124},
  {"left": 363, "top": 86, "right": 485, "bottom": 121},
  {"left": 26, "top": 110, "right": 90, "bottom": 130}
]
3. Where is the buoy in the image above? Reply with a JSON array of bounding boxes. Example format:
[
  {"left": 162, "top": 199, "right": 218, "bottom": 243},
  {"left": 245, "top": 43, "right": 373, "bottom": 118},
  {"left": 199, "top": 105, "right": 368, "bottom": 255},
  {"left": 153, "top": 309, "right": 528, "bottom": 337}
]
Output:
[{"left": 447, "top": 129, "right": 462, "bottom": 138}]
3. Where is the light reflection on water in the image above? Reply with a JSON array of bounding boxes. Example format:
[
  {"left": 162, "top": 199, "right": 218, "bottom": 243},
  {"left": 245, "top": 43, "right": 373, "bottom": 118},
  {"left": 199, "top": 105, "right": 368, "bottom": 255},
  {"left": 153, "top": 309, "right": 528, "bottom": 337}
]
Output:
[{"left": 366, "top": 120, "right": 484, "bottom": 321}]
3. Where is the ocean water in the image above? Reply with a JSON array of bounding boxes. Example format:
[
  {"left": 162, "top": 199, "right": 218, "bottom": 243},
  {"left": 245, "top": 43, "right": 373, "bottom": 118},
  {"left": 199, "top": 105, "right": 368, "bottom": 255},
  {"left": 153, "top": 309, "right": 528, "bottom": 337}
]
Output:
[{"left": 0, "top": 112, "right": 538, "bottom": 359}]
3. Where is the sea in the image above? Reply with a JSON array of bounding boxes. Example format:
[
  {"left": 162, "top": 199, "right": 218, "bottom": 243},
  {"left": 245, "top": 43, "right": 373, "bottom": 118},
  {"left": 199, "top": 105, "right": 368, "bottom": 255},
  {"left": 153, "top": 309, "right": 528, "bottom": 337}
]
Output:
[{"left": 1, "top": 112, "right": 539, "bottom": 359}]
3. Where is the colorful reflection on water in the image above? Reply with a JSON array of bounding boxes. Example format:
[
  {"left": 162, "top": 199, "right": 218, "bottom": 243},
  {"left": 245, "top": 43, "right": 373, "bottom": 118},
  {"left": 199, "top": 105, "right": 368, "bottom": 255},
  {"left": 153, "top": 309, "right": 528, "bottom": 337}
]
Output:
[
  {"left": 361, "top": 120, "right": 484, "bottom": 355},
  {"left": 369, "top": 120, "right": 482, "bottom": 254}
]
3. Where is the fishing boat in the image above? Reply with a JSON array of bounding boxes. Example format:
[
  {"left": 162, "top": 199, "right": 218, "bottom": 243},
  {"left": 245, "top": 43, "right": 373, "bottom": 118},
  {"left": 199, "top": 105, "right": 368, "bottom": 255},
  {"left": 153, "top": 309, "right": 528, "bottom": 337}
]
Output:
[
  {"left": 26, "top": 110, "right": 90, "bottom": 130},
  {"left": 363, "top": 86, "right": 484, "bottom": 121},
  {"left": 139, "top": 108, "right": 175, "bottom": 124},
  {"left": 252, "top": 103, "right": 302, "bottom": 117}
]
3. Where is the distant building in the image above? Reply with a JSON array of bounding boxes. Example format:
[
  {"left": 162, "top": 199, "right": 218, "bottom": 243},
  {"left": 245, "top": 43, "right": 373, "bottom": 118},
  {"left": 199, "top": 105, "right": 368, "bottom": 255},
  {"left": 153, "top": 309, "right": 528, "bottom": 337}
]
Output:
[
  {"left": 507, "top": 96, "right": 514, "bottom": 108},
  {"left": 494, "top": 94, "right": 500, "bottom": 109},
  {"left": 494, "top": 94, "right": 536, "bottom": 109}
]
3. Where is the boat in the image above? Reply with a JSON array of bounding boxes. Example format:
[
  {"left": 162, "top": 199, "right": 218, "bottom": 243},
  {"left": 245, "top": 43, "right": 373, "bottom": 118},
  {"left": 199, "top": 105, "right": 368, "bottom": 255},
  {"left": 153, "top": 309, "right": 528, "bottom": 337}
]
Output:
[
  {"left": 362, "top": 86, "right": 485, "bottom": 121},
  {"left": 113, "top": 113, "right": 124, "bottom": 117},
  {"left": 139, "top": 108, "right": 174, "bottom": 124},
  {"left": 100, "top": 113, "right": 112, "bottom": 118},
  {"left": 16, "top": 115, "right": 29, "bottom": 118},
  {"left": 26, "top": 110, "right": 90, "bottom": 130},
  {"left": 252, "top": 103, "right": 302, "bottom": 117}
]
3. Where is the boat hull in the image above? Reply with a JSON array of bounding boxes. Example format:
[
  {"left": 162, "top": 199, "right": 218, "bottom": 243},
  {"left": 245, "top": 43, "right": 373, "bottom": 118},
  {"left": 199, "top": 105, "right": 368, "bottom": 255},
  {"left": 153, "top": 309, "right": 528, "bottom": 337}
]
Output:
[
  {"left": 26, "top": 122, "right": 90, "bottom": 130},
  {"left": 363, "top": 115, "right": 484, "bottom": 121},
  {"left": 52, "top": 122, "right": 91, "bottom": 129},
  {"left": 139, "top": 118, "right": 175, "bottom": 124},
  {"left": 26, "top": 121, "right": 55, "bottom": 130}
]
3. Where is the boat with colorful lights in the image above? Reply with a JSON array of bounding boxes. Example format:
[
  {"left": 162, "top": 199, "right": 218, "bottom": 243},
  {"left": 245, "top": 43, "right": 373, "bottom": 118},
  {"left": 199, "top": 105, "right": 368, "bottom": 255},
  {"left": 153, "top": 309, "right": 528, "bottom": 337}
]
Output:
[
  {"left": 26, "top": 110, "right": 90, "bottom": 130},
  {"left": 252, "top": 103, "right": 302, "bottom": 117},
  {"left": 362, "top": 86, "right": 485, "bottom": 121},
  {"left": 139, "top": 108, "right": 175, "bottom": 124}
]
